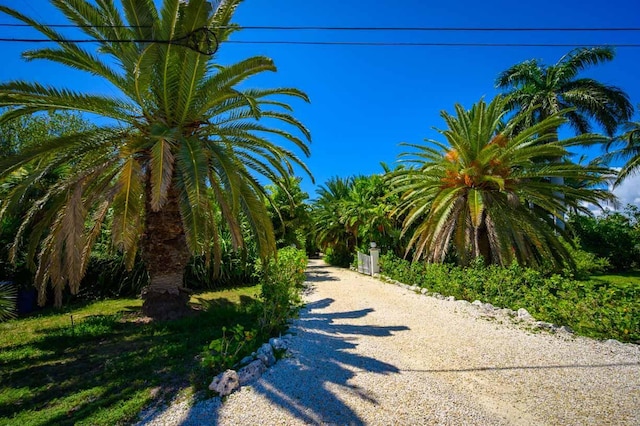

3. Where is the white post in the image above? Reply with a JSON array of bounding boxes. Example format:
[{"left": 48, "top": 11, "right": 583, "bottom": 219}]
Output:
[{"left": 369, "top": 242, "right": 380, "bottom": 274}]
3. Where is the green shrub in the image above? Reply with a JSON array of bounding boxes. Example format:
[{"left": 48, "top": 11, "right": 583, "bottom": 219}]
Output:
[
  {"left": 562, "top": 238, "right": 610, "bottom": 280},
  {"left": 185, "top": 248, "right": 258, "bottom": 291},
  {"left": 323, "top": 247, "right": 353, "bottom": 267},
  {"left": 256, "top": 247, "right": 307, "bottom": 334},
  {"left": 379, "top": 253, "right": 639, "bottom": 343},
  {"left": 202, "top": 324, "right": 259, "bottom": 371},
  {"left": 568, "top": 208, "right": 640, "bottom": 272}
]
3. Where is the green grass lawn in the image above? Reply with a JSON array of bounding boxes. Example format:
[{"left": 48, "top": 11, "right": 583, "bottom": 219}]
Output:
[
  {"left": 0, "top": 285, "right": 261, "bottom": 426},
  {"left": 592, "top": 270, "right": 640, "bottom": 287}
]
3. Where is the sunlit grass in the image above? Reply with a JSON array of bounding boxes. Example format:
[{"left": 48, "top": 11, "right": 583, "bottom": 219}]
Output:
[{"left": 0, "top": 285, "right": 261, "bottom": 426}]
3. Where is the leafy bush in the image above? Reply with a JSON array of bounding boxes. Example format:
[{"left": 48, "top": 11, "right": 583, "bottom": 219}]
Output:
[
  {"left": 379, "top": 253, "right": 639, "bottom": 343},
  {"left": 185, "top": 248, "right": 258, "bottom": 291},
  {"left": 562, "top": 238, "right": 610, "bottom": 280},
  {"left": 568, "top": 208, "right": 640, "bottom": 272},
  {"left": 200, "top": 247, "right": 307, "bottom": 376},
  {"left": 323, "top": 247, "right": 353, "bottom": 268},
  {"left": 256, "top": 247, "right": 307, "bottom": 334},
  {"left": 77, "top": 256, "right": 149, "bottom": 300},
  {"left": 202, "top": 324, "right": 259, "bottom": 371}
]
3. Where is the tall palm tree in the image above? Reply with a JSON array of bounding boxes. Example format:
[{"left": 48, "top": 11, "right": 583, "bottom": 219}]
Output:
[
  {"left": 496, "top": 47, "right": 633, "bottom": 228},
  {"left": 496, "top": 47, "right": 633, "bottom": 136},
  {"left": 604, "top": 113, "right": 640, "bottom": 186},
  {"left": 0, "top": 0, "right": 311, "bottom": 319},
  {"left": 389, "top": 96, "right": 615, "bottom": 268}
]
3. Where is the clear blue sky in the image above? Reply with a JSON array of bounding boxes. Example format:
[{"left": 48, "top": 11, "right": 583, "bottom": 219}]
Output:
[{"left": 1, "top": 0, "right": 639, "bottom": 203}]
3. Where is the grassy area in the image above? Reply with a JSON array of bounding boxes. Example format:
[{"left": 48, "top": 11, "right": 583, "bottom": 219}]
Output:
[
  {"left": 592, "top": 270, "right": 640, "bottom": 286},
  {"left": 0, "top": 286, "right": 261, "bottom": 426}
]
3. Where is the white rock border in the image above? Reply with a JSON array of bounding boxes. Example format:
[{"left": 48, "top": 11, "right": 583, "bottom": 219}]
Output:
[
  {"left": 208, "top": 335, "right": 293, "bottom": 397},
  {"left": 374, "top": 273, "right": 637, "bottom": 346}
]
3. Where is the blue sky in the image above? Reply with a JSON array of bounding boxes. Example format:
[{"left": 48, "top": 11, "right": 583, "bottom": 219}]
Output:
[{"left": 1, "top": 0, "right": 639, "bottom": 204}]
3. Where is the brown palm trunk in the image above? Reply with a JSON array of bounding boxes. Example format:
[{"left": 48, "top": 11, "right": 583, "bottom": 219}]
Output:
[{"left": 140, "top": 181, "right": 192, "bottom": 320}]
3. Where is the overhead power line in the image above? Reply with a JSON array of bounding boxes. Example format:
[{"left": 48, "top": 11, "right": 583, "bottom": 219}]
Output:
[
  {"left": 0, "top": 37, "right": 639, "bottom": 48},
  {"left": 1, "top": 22, "right": 640, "bottom": 31},
  {"left": 220, "top": 26, "right": 640, "bottom": 32},
  {"left": 225, "top": 40, "right": 640, "bottom": 48}
]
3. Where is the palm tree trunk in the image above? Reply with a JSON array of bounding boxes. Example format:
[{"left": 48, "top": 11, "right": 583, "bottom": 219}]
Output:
[{"left": 140, "top": 181, "right": 192, "bottom": 320}]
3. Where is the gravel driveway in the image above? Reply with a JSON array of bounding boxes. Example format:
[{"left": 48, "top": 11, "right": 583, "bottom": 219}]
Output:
[{"left": 139, "top": 259, "right": 640, "bottom": 425}]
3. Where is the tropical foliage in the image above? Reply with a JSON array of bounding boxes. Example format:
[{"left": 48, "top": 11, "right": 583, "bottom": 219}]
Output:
[
  {"left": 388, "top": 96, "right": 615, "bottom": 268},
  {"left": 496, "top": 47, "right": 633, "bottom": 137},
  {"left": 0, "top": 281, "right": 17, "bottom": 321},
  {"left": 265, "top": 176, "right": 313, "bottom": 250},
  {"left": 0, "top": 0, "right": 310, "bottom": 319},
  {"left": 0, "top": 112, "right": 92, "bottom": 287},
  {"left": 603, "top": 110, "right": 640, "bottom": 185},
  {"left": 568, "top": 206, "right": 640, "bottom": 272},
  {"left": 380, "top": 252, "right": 639, "bottom": 343},
  {"left": 312, "top": 174, "right": 402, "bottom": 266}
]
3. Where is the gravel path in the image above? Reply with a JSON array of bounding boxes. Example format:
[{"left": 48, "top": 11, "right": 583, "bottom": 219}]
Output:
[{"left": 139, "top": 259, "right": 640, "bottom": 425}]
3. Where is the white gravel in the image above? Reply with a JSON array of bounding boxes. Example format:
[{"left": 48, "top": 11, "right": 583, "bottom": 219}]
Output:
[{"left": 138, "top": 259, "right": 640, "bottom": 425}]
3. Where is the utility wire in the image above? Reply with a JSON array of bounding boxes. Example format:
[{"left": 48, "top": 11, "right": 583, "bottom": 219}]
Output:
[
  {"left": 219, "top": 25, "right": 640, "bottom": 32},
  {"left": 0, "top": 38, "right": 639, "bottom": 48},
  {"left": 225, "top": 40, "right": 640, "bottom": 48},
  {"left": 1, "top": 22, "right": 640, "bottom": 31}
]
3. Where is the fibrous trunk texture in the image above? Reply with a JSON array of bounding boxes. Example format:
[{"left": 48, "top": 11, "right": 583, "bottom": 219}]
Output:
[{"left": 140, "top": 183, "right": 192, "bottom": 320}]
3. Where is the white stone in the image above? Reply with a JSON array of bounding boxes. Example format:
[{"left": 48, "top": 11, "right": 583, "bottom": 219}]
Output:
[
  {"left": 208, "top": 369, "right": 239, "bottom": 396},
  {"left": 517, "top": 308, "right": 534, "bottom": 320},
  {"left": 472, "top": 300, "right": 483, "bottom": 306},
  {"left": 483, "top": 303, "right": 496, "bottom": 311},
  {"left": 420, "top": 288, "right": 428, "bottom": 295},
  {"left": 269, "top": 337, "right": 287, "bottom": 352},
  {"left": 239, "top": 355, "right": 254, "bottom": 366},
  {"left": 535, "top": 321, "right": 555, "bottom": 331},
  {"left": 558, "top": 325, "right": 574, "bottom": 334},
  {"left": 257, "top": 343, "right": 276, "bottom": 367},
  {"left": 238, "top": 360, "right": 266, "bottom": 385},
  {"left": 446, "top": 296, "right": 455, "bottom": 301}
]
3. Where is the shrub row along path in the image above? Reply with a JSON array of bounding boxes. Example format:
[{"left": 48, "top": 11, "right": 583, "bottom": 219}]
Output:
[{"left": 143, "top": 259, "right": 640, "bottom": 425}]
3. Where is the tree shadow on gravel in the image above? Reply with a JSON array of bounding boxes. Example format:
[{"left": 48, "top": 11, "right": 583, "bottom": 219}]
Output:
[
  {"left": 175, "top": 297, "right": 408, "bottom": 425},
  {"left": 304, "top": 261, "right": 340, "bottom": 283}
]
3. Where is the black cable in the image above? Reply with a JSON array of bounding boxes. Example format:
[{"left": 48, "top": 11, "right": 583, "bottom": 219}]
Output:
[
  {"left": 1, "top": 22, "right": 640, "bottom": 31},
  {"left": 225, "top": 40, "right": 640, "bottom": 48},
  {"left": 0, "top": 27, "right": 219, "bottom": 54},
  {"left": 1, "top": 38, "right": 638, "bottom": 48},
  {"left": 221, "top": 26, "right": 640, "bottom": 32}
]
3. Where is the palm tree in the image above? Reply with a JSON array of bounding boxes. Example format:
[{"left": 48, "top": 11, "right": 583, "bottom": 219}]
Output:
[
  {"left": 496, "top": 47, "right": 633, "bottom": 229},
  {"left": 389, "top": 96, "right": 615, "bottom": 268},
  {"left": 0, "top": 0, "right": 311, "bottom": 319},
  {"left": 313, "top": 177, "right": 356, "bottom": 265},
  {"left": 496, "top": 47, "right": 633, "bottom": 136},
  {"left": 604, "top": 113, "right": 640, "bottom": 186}
]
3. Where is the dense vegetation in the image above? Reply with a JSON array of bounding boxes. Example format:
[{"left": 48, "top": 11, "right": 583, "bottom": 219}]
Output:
[
  {"left": 0, "top": 246, "right": 307, "bottom": 424},
  {"left": 0, "top": 0, "right": 311, "bottom": 320},
  {"left": 0, "top": 0, "right": 639, "bottom": 423},
  {"left": 380, "top": 253, "right": 639, "bottom": 343}
]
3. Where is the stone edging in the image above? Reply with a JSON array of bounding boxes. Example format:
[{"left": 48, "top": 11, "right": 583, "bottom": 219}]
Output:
[
  {"left": 373, "top": 273, "right": 634, "bottom": 348},
  {"left": 208, "top": 335, "right": 293, "bottom": 397}
]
